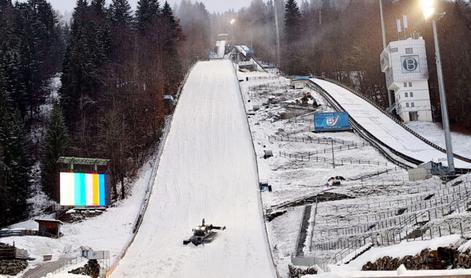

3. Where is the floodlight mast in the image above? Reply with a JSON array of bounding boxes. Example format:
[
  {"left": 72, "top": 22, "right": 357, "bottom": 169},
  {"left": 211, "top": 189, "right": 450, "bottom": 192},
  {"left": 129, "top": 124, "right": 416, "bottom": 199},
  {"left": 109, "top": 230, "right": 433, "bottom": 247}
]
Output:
[
  {"left": 230, "top": 19, "right": 236, "bottom": 42},
  {"left": 273, "top": 0, "right": 281, "bottom": 67},
  {"left": 421, "top": 0, "right": 455, "bottom": 173}
]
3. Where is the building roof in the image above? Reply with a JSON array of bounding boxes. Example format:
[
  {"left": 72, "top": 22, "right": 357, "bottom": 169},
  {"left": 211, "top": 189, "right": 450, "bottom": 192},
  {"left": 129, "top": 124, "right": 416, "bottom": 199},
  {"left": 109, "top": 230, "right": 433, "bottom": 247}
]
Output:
[
  {"left": 57, "top": 157, "right": 110, "bottom": 166},
  {"left": 35, "top": 219, "right": 64, "bottom": 225}
]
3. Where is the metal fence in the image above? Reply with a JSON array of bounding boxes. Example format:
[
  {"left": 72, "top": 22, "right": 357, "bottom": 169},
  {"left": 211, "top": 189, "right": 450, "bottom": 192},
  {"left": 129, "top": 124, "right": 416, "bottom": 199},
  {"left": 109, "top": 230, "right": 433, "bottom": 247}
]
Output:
[
  {"left": 311, "top": 180, "right": 471, "bottom": 267},
  {"left": 0, "top": 229, "right": 56, "bottom": 238},
  {"left": 268, "top": 135, "right": 356, "bottom": 146},
  {"left": 279, "top": 151, "right": 391, "bottom": 167}
]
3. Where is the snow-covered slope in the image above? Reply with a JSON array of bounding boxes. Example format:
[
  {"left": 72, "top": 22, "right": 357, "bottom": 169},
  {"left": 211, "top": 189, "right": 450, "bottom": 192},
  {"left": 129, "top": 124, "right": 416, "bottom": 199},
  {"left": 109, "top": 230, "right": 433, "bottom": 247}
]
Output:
[
  {"left": 112, "top": 60, "right": 277, "bottom": 278},
  {"left": 407, "top": 122, "right": 471, "bottom": 158},
  {"left": 312, "top": 78, "right": 471, "bottom": 169}
]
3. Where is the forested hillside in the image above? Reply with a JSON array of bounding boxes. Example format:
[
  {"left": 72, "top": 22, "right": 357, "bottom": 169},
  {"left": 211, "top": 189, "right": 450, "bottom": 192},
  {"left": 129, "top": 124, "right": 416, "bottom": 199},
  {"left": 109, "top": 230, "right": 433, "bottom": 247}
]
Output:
[
  {"left": 0, "top": 0, "right": 65, "bottom": 226},
  {"left": 225, "top": 0, "right": 471, "bottom": 130},
  {"left": 0, "top": 0, "right": 211, "bottom": 227}
]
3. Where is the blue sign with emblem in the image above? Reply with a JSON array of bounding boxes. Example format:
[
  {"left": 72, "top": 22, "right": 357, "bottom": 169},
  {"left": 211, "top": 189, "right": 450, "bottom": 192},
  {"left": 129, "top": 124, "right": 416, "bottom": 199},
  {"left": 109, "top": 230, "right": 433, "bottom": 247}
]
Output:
[{"left": 314, "top": 112, "right": 351, "bottom": 132}]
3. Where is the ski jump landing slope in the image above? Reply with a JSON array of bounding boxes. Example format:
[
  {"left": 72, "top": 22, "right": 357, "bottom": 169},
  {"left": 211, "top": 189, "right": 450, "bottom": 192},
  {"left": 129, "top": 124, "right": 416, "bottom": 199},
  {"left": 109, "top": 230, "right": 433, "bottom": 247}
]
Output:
[
  {"left": 113, "top": 60, "right": 277, "bottom": 278},
  {"left": 312, "top": 78, "right": 471, "bottom": 169}
]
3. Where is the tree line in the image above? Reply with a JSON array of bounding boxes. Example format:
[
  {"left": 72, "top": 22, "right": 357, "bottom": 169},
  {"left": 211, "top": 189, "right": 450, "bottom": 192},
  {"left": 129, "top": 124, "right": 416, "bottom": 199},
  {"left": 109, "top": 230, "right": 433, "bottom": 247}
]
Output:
[
  {"left": 0, "top": 0, "right": 65, "bottom": 226},
  {"left": 1, "top": 0, "right": 212, "bottom": 227},
  {"left": 227, "top": 0, "right": 471, "bottom": 130}
]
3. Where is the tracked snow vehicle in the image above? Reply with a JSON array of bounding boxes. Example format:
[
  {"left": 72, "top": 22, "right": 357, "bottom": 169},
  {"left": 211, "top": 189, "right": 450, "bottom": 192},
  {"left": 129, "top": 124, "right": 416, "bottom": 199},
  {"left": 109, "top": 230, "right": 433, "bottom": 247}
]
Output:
[{"left": 183, "top": 219, "right": 226, "bottom": 246}]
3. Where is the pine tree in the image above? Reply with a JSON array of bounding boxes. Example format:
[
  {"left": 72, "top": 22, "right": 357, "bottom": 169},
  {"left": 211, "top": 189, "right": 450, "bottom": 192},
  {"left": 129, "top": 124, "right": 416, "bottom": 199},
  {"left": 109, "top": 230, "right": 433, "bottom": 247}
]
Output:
[
  {"left": 41, "top": 104, "right": 69, "bottom": 201},
  {"left": 283, "top": 0, "right": 303, "bottom": 74},
  {"left": 136, "top": 0, "right": 160, "bottom": 33},
  {"left": 0, "top": 95, "right": 31, "bottom": 226},
  {"left": 110, "top": 0, "right": 132, "bottom": 25},
  {"left": 60, "top": 0, "right": 111, "bottom": 152},
  {"left": 160, "top": 1, "right": 183, "bottom": 93},
  {"left": 110, "top": 0, "right": 133, "bottom": 68}
]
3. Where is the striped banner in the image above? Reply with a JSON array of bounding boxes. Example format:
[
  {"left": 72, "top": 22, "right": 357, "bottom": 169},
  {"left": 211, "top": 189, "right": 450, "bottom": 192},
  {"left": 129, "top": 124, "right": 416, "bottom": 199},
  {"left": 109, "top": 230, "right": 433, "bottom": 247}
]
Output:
[{"left": 60, "top": 172, "right": 107, "bottom": 207}]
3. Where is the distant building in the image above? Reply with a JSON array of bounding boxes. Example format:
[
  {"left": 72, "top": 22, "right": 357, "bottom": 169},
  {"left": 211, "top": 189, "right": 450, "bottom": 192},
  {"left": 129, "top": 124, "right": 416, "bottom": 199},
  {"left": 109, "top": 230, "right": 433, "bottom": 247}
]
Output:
[{"left": 381, "top": 38, "right": 433, "bottom": 123}]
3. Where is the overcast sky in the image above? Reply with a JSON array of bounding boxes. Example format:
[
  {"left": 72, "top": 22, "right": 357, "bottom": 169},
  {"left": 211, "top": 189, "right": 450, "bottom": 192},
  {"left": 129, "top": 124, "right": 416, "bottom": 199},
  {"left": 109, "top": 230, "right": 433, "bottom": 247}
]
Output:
[{"left": 46, "top": 0, "right": 252, "bottom": 14}]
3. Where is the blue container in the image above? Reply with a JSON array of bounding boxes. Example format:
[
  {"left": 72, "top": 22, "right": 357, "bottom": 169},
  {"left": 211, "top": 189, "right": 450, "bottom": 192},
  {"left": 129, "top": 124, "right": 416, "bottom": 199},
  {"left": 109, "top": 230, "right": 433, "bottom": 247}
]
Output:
[{"left": 314, "top": 112, "right": 351, "bottom": 132}]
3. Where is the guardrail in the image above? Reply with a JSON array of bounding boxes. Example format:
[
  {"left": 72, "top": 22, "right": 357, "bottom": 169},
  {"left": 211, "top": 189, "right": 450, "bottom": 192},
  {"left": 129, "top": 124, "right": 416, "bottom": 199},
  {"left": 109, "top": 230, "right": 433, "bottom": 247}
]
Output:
[
  {"left": 312, "top": 177, "right": 471, "bottom": 260},
  {"left": 313, "top": 77, "right": 471, "bottom": 165},
  {"left": 313, "top": 184, "right": 471, "bottom": 267},
  {"left": 314, "top": 181, "right": 471, "bottom": 241},
  {"left": 306, "top": 81, "right": 420, "bottom": 169},
  {"left": 0, "top": 229, "right": 56, "bottom": 239}
]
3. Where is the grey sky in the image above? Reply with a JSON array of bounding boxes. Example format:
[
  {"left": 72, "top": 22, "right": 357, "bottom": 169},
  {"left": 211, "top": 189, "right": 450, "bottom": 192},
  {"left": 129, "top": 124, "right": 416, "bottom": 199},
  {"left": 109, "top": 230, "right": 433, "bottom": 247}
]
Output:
[{"left": 46, "top": 0, "right": 252, "bottom": 14}]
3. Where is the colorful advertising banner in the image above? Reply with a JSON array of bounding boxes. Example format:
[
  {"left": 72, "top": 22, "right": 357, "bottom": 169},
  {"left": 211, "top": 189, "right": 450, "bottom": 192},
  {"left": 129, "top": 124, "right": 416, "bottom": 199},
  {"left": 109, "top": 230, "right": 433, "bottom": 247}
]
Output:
[
  {"left": 314, "top": 112, "right": 351, "bottom": 132},
  {"left": 60, "top": 172, "right": 107, "bottom": 207}
]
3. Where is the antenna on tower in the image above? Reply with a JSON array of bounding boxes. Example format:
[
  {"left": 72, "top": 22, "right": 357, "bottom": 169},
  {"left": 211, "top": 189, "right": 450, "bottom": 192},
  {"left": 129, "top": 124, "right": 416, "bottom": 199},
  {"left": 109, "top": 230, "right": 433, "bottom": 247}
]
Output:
[
  {"left": 403, "top": 15, "right": 409, "bottom": 38},
  {"left": 396, "top": 19, "right": 402, "bottom": 40}
]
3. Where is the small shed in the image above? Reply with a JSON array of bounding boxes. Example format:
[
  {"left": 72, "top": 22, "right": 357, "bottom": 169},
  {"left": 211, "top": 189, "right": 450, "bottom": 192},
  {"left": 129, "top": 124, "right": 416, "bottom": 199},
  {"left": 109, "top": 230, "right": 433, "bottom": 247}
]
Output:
[{"left": 35, "top": 219, "right": 63, "bottom": 238}]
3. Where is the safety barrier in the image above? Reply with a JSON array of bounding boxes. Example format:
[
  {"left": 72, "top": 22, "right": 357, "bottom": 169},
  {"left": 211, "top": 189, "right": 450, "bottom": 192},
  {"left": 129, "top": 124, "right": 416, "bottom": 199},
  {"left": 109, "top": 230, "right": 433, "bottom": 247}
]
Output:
[{"left": 311, "top": 78, "right": 471, "bottom": 164}]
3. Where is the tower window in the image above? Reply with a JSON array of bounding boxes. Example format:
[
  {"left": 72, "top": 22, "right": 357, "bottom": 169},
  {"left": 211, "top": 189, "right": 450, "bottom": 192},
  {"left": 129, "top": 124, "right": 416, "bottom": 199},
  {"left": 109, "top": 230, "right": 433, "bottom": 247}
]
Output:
[
  {"left": 406, "top": 103, "right": 410, "bottom": 108},
  {"left": 409, "top": 82, "right": 413, "bottom": 87},
  {"left": 405, "top": 92, "right": 409, "bottom": 97},
  {"left": 404, "top": 82, "right": 407, "bottom": 87},
  {"left": 411, "top": 102, "right": 415, "bottom": 107},
  {"left": 405, "top": 48, "right": 413, "bottom": 54},
  {"left": 410, "top": 92, "right": 414, "bottom": 97}
]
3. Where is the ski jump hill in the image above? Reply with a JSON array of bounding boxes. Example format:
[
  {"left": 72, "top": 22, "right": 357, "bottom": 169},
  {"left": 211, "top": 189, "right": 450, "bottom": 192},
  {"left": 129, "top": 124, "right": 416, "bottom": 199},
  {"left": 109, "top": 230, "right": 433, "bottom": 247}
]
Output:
[
  {"left": 309, "top": 78, "right": 471, "bottom": 171},
  {"left": 112, "top": 60, "right": 277, "bottom": 278}
]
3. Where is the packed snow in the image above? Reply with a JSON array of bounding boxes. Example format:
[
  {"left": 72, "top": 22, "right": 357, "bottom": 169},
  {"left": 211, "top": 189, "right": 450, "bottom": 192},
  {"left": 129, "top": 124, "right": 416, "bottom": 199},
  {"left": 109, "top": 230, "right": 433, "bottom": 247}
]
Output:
[
  {"left": 312, "top": 78, "right": 471, "bottom": 169},
  {"left": 112, "top": 60, "right": 277, "bottom": 278},
  {"left": 407, "top": 122, "right": 471, "bottom": 158}
]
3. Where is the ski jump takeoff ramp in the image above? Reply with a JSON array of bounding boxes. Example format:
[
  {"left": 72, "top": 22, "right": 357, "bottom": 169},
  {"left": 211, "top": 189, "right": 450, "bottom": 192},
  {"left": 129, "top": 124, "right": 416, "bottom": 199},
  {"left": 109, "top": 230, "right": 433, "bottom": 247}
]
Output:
[
  {"left": 113, "top": 60, "right": 277, "bottom": 278},
  {"left": 311, "top": 78, "right": 471, "bottom": 170}
]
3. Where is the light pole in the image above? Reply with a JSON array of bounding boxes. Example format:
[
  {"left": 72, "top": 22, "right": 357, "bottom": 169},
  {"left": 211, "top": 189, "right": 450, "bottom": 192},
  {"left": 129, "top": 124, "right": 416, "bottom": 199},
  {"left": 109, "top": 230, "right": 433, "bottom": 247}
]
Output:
[
  {"left": 230, "top": 18, "right": 236, "bottom": 43},
  {"left": 420, "top": 0, "right": 455, "bottom": 173},
  {"left": 379, "top": 0, "right": 393, "bottom": 108},
  {"left": 273, "top": 0, "right": 281, "bottom": 67},
  {"left": 379, "top": 0, "right": 387, "bottom": 50}
]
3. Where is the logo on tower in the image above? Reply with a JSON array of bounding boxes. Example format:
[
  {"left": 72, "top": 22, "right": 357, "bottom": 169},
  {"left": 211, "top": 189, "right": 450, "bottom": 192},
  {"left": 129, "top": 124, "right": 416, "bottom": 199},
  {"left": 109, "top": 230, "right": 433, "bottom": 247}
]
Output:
[{"left": 401, "top": 55, "right": 420, "bottom": 73}]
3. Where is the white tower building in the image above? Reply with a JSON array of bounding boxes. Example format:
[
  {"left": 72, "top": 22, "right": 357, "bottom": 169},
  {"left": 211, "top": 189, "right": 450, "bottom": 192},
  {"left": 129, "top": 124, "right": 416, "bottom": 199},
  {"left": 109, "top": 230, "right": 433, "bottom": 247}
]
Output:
[{"left": 381, "top": 38, "right": 433, "bottom": 122}]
